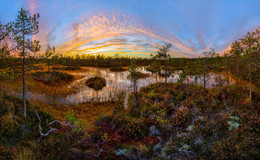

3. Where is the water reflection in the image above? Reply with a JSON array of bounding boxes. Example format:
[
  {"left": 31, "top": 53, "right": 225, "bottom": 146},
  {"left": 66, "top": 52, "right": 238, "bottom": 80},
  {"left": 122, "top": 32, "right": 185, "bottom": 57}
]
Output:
[{"left": 0, "top": 67, "right": 232, "bottom": 106}]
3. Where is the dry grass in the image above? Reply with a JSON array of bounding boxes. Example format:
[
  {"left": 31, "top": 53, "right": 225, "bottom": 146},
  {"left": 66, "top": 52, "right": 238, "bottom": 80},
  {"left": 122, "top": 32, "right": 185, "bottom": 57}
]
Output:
[{"left": 34, "top": 100, "right": 115, "bottom": 129}]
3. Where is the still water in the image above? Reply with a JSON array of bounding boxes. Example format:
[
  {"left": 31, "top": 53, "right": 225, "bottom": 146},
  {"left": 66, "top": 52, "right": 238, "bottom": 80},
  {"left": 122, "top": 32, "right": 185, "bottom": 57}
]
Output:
[{"left": 1, "top": 67, "right": 231, "bottom": 106}]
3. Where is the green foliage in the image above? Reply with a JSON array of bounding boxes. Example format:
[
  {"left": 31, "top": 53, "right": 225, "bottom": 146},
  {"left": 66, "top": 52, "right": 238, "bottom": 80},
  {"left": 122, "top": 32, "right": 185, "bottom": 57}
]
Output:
[
  {"left": 148, "top": 90, "right": 156, "bottom": 97},
  {"left": 0, "top": 69, "right": 20, "bottom": 80},
  {"left": 102, "top": 132, "right": 108, "bottom": 140},
  {"left": 156, "top": 109, "right": 168, "bottom": 125},
  {"left": 65, "top": 111, "right": 85, "bottom": 133}
]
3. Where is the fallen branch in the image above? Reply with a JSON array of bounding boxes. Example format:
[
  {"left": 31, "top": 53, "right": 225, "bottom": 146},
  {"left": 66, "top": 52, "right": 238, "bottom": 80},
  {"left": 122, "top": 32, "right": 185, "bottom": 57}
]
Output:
[
  {"left": 36, "top": 110, "right": 58, "bottom": 142},
  {"left": 94, "top": 144, "right": 104, "bottom": 157},
  {"left": 48, "top": 120, "right": 74, "bottom": 129}
]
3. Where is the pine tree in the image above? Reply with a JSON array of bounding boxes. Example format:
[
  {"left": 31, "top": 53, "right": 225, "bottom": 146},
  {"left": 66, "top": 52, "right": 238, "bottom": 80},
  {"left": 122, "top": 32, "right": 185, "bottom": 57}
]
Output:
[
  {"left": 10, "top": 8, "right": 41, "bottom": 118},
  {"left": 240, "top": 28, "right": 260, "bottom": 101},
  {"left": 157, "top": 43, "right": 172, "bottom": 93}
]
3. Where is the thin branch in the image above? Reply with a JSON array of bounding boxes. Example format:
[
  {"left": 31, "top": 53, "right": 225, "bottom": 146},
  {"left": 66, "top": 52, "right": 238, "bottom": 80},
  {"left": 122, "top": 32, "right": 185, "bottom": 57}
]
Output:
[
  {"left": 94, "top": 144, "right": 104, "bottom": 157},
  {"left": 48, "top": 120, "right": 74, "bottom": 129},
  {"left": 36, "top": 110, "right": 58, "bottom": 141}
]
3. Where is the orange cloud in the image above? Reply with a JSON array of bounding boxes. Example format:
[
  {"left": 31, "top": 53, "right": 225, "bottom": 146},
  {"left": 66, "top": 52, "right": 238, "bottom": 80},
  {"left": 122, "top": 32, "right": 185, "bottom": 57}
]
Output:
[
  {"left": 56, "top": 12, "right": 199, "bottom": 57},
  {"left": 26, "top": 0, "right": 37, "bottom": 14}
]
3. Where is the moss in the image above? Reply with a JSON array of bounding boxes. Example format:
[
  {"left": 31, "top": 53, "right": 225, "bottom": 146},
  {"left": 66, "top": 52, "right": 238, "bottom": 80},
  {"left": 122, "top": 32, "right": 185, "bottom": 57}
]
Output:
[{"left": 85, "top": 76, "right": 106, "bottom": 90}]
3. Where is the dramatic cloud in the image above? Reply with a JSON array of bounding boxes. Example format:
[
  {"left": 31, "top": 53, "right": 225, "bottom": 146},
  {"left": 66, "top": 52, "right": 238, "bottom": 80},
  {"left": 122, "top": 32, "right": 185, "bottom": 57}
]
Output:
[
  {"left": 54, "top": 12, "right": 202, "bottom": 57},
  {"left": 2, "top": 0, "right": 259, "bottom": 57}
]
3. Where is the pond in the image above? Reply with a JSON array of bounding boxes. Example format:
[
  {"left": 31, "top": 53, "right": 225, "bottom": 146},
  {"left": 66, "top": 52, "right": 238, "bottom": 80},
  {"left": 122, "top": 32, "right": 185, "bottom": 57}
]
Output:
[{"left": 1, "top": 67, "right": 232, "bottom": 106}]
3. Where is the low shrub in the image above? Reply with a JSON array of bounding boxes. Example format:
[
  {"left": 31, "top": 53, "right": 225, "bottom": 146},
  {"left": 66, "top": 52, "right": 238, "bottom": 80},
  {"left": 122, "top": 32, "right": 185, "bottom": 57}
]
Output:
[
  {"left": 0, "top": 114, "right": 20, "bottom": 144},
  {"left": 125, "top": 120, "right": 146, "bottom": 139},
  {"left": 0, "top": 145, "right": 17, "bottom": 160},
  {"left": 170, "top": 106, "right": 192, "bottom": 128}
]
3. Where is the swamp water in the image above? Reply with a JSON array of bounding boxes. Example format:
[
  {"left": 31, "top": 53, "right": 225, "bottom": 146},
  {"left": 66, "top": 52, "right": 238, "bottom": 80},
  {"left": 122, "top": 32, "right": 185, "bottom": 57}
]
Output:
[{"left": 1, "top": 67, "right": 232, "bottom": 107}]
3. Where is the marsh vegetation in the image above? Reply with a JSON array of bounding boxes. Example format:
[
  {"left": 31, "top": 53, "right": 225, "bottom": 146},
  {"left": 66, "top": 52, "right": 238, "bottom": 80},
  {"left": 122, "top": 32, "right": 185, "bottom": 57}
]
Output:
[{"left": 0, "top": 8, "right": 259, "bottom": 160}]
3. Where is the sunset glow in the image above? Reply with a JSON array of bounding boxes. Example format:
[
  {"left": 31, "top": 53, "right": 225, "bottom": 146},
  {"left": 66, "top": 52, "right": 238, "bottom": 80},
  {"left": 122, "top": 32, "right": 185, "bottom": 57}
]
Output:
[{"left": 1, "top": 0, "right": 260, "bottom": 57}]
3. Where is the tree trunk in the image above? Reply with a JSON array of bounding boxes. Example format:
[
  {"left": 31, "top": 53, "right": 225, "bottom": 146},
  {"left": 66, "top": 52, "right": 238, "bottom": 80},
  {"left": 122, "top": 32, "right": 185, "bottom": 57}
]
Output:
[
  {"left": 203, "top": 60, "right": 206, "bottom": 106},
  {"left": 203, "top": 72, "right": 206, "bottom": 106},
  {"left": 226, "top": 58, "right": 229, "bottom": 86},
  {"left": 156, "top": 59, "right": 158, "bottom": 83},
  {"left": 249, "top": 62, "right": 252, "bottom": 101},
  {"left": 48, "top": 61, "right": 50, "bottom": 72},
  {"left": 134, "top": 80, "right": 137, "bottom": 95},
  {"left": 236, "top": 58, "right": 239, "bottom": 76},
  {"left": 22, "top": 33, "right": 26, "bottom": 118},
  {"left": 164, "top": 58, "right": 167, "bottom": 93}
]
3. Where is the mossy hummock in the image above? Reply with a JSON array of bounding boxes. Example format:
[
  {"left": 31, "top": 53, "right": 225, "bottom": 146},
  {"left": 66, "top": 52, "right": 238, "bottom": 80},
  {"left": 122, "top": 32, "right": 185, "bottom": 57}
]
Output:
[{"left": 85, "top": 76, "right": 106, "bottom": 90}]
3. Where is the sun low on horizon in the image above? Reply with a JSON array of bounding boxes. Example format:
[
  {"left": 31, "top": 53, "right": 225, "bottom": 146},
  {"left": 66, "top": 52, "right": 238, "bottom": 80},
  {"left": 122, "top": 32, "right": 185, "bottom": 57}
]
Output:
[{"left": 1, "top": 0, "right": 260, "bottom": 58}]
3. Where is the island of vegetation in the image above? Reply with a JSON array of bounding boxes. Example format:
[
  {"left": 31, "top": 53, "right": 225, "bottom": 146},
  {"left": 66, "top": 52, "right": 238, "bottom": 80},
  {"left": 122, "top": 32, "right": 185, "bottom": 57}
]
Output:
[
  {"left": 109, "top": 66, "right": 128, "bottom": 72},
  {"left": 85, "top": 76, "right": 107, "bottom": 90},
  {"left": 135, "top": 71, "right": 150, "bottom": 79},
  {"left": 31, "top": 71, "right": 75, "bottom": 85},
  {"left": 52, "top": 66, "right": 81, "bottom": 71}
]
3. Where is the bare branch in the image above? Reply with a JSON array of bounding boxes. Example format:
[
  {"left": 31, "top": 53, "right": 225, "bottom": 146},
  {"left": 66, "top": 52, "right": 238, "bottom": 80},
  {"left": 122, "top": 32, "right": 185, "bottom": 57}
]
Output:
[
  {"left": 94, "top": 144, "right": 104, "bottom": 157},
  {"left": 48, "top": 120, "right": 74, "bottom": 129},
  {"left": 36, "top": 110, "right": 58, "bottom": 141}
]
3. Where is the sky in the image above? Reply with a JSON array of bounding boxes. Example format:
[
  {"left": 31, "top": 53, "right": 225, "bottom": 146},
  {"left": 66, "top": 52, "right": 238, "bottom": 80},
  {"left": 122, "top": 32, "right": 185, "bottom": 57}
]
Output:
[{"left": 0, "top": 0, "right": 260, "bottom": 58}]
